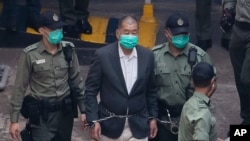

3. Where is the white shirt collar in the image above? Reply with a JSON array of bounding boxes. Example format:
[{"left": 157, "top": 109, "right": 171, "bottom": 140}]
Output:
[{"left": 118, "top": 43, "right": 137, "bottom": 59}]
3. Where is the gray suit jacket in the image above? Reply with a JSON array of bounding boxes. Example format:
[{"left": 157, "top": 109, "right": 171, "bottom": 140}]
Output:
[{"left": 84, "top": 41, "right": 158, "bottom": 139}]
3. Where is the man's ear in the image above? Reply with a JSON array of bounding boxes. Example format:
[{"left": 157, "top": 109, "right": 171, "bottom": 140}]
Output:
[
  {"left": 210, "top": 76, "right": 217, "bottom": 87},
  {"left": 38, "top": 27, "right": 47, "bottom": 35},
  {"left": 164, "top": 28, "right": 172, "bottom": 40},
  {"left": 211, "top": 76, "right": 217, "bottom": 83}
]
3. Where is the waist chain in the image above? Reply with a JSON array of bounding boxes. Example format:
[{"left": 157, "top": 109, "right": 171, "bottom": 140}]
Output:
[
  {"left": 156, "top": 109, "right": 179, "bottom": 135},
  {"left": 85, "top": 107, "right": 138, "bottom": 127}
]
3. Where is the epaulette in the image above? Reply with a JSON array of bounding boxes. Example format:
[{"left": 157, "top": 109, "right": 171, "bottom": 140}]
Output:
[
  {"left": 23, "top": 43, "right": 39, "bottom": 53},
  {"left": 60, "top": 41, "right": 75, "bottom": 48},
  {"left": 152, "top": 44, "right": 166, "bottom": 51},
  {"left": 196, "top": 46, "right": 206, "bottom": 56},
  {"left": 197, "top": 99, "right": 207, "bottom": 109}
]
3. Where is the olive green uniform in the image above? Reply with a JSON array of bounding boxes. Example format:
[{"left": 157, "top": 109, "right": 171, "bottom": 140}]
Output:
[
  {"left": 178, "top": 92, "right": 217, "bottom": 141},
  {"left": 226, "top": 0, "right": 250, "bottom": 124},
  {"left": 10, "top": 41, "right": 85, "bottom": 141},
  {"left": 152, "top": 42, "right": 211, "bottom": 141}
]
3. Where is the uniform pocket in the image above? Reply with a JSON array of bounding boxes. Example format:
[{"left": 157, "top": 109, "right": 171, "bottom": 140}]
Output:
[
  {"left": 33, "top": 64, "right": 50, "bottom": 72},
  {"left": 155, "top": 67, "right": 171, "bottom": 86}
]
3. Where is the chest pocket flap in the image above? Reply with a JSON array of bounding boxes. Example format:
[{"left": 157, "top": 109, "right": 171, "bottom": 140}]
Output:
[
  {"left": 33, "top": 64, "right": 50, "bottom": 72},
  {"left": 155, "top": 66, "right": 170, "bottom": 75}
]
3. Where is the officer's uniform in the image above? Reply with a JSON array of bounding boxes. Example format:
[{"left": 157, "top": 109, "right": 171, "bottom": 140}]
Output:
[
  {"left": 10, "top": 41, "right": 85, "bottom": 140},
  {"left": 195, "top": 0, "right": 212, "bottom": 50},
  {"left": 8, "top": 11, "right": 85, "bottom": 141},
  {"left": 152, "top": 13, "right": 213, "bottom": 141},
  {"left": 152, "top": 42, "right": 211, "bottom": 141},
  {"left": 226, "top": 0, "right": 250, "bottom": 124},
  {"left": 178, "top": 92, "right": 217, "bottom": 141}
]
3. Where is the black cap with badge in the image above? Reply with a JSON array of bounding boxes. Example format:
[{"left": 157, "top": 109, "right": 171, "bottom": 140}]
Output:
[
  {"left": 165, "top": 13, "right": 189, "bottom": 35},
  {"left": 36, "top": 10, "right": 66, "bottom": 30},
  {"left": 192, "top": 62, "right": 216, "bottom": 82}
]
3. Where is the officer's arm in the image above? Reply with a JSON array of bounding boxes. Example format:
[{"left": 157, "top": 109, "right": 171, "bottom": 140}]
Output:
[
  {"left": 70, "top": 48, "right": 86, "bottom": 113},
  {"left": 193, "top": 111, "right": 211, "bottom": 141},
  {"left": 10, "top": 52, "right": 32, "bottom": 123}
]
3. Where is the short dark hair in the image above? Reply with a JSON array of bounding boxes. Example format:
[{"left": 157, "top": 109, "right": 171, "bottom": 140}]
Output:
[{"left": 193, "top": 79, "right": 212, "bottom": 87}]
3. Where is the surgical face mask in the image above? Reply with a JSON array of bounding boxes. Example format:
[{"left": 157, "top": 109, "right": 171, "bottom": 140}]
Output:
[
  {"left": 119, "top": 34, "right": 138, "bottom": 49},
  {"left": 48, "top": 29, "right": 63, "bottom": 44},
  {"left": 171, "top": 34, "right": 189, "bottom": 49}
]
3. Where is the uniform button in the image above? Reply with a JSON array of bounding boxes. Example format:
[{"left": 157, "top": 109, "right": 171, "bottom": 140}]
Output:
[
  {"left": 176, "top": 93, "right": 179, "bottom": 95},
  {"left": 175, "top": 70, "right": 177, "bottom": 72},
  {"left": 175, "top": 81, "right": 178, "bottom": 83}
]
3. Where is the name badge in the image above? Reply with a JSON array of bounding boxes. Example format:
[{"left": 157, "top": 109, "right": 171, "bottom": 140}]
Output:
[
  {"left": 157, "top": 62, "right": 165, "bottom": 67},
  {"left": 35, "top": 59, "right": 46, "bottom": 64}
]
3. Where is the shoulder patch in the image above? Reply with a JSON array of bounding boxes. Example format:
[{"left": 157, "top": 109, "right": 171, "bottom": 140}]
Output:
[
  {"left": 196, "top": 47, "right": 206, "bottom": 56},
  {"left": 23, "top": 44, "right": 39, "bottom": 53},
  {"left": 198, "top": 99, "right": 207, "bottom": 109},
  {"left": 60, "top": 41, "right": 75, "bottom": 48},
  {"left": 152, "top": 43, "right": 166, "bottom": 51}
]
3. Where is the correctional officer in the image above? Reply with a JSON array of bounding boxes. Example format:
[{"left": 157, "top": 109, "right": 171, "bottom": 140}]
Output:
[
  {"left": 195, "top": 0, "right": 212, "bottom": 51},
  {"left": 178, "top": 62, "right": 218, "bottom": 141},
  {"left": 225, "top": 0, "right": 250, "bottom": 125},
  {"left": 152, "top": 13, "right": 212, "bottom": 141},
  {"left": 9, "top": 10, "right": 86, "bottom": 141}
]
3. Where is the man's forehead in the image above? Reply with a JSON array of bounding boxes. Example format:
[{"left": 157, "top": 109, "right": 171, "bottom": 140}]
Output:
[
  {"left": 121, "top": 18, "right": 137, "bottom": 25},
  {"left": 121, "top": 21, "right": 138, "bottom": 28}
]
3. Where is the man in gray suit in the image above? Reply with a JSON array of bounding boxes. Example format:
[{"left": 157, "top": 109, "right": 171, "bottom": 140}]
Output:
[{"left": 84, "top": 16, "right": 158, "bottom": 141}]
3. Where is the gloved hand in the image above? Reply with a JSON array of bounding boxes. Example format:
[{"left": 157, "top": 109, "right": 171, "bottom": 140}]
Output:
[{"left": 219, "top": 7, "right": 236, "bottom": 33}]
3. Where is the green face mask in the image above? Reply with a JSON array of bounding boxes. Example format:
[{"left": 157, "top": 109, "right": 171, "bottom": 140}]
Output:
[
  {"left": 48, "top": 29, "right": 63, "bottom": 44},
  {"left": 171, "top": 34, "right": 189, "bottom": 49},
  {"left": 119, "top": 35, "right": 138, "bottom": 49}
]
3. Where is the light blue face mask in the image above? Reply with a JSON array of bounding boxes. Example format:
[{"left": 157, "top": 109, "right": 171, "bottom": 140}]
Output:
[
  {"left": 119, "top": 35, "right": 139, "bottom": 49},
  {"left": 48, "top": 29, "right": 63, "bottom": 44},
  {"left": 171, "top": 34, "right": 189, "bottom": 49}
]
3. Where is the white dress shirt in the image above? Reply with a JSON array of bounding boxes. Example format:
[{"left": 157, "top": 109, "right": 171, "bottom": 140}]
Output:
[{"left": 118, "top": 45, "right": 138, "bottom": 94}]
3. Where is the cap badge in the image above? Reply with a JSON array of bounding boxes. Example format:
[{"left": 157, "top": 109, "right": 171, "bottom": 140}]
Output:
[
  {"left": 53, "top": 13, "right": 59, "bottom": 22},
  {"left": 177, "top": 18, "right": 184, "bottom": 26}
]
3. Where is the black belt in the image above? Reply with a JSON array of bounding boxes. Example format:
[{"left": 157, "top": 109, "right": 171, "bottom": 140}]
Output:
[
  {"left": 46, "top": 95, "right": 71, "bottom": 112},
  {"left": 235, "top": 21, "right": 250, "bottom": 30},
  {"left": 48, "top": 101, "right": 63, "bottom": 112}
]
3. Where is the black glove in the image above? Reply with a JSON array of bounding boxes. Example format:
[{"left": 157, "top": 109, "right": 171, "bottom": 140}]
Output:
[{"left": 219, "top": 7, "right": 236, "bottom": 33}]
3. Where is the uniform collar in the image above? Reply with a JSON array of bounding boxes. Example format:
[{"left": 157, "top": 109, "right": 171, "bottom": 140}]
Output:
[
  {"left": 38, "top": 41, "right": 63, "bottom": 54},
  {"left": 193, "top": 91, "right": 210, "bottom": 106}
]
